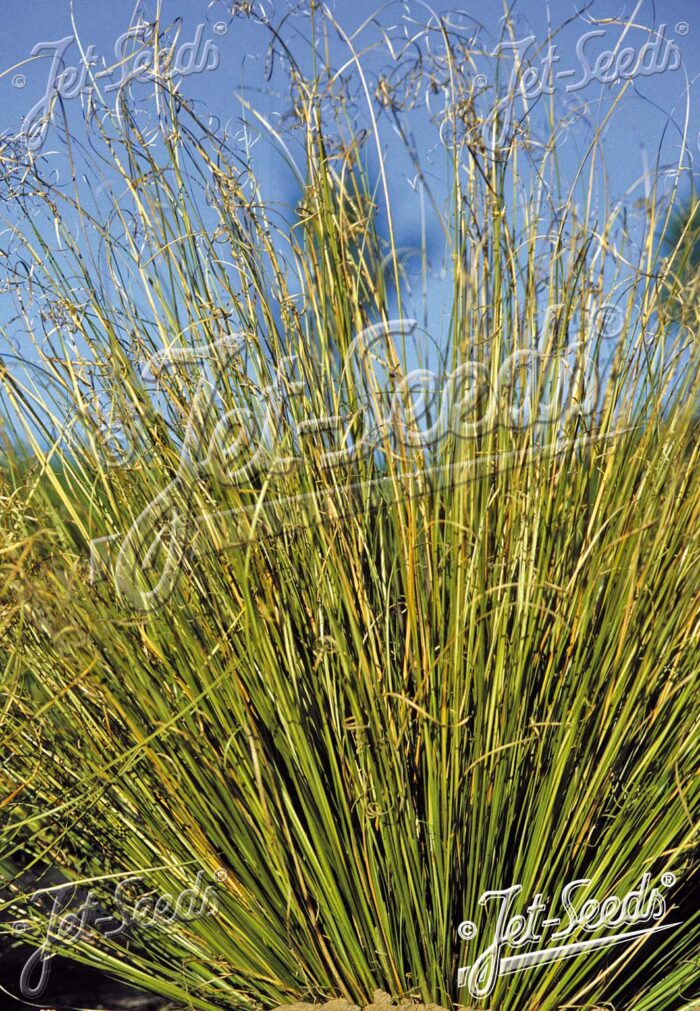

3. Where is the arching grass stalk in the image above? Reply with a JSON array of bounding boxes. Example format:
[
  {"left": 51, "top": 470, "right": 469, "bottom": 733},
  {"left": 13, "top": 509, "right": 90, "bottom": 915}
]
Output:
[{"left": 0, "top": 5, "right": 698, "bottom": 1011}]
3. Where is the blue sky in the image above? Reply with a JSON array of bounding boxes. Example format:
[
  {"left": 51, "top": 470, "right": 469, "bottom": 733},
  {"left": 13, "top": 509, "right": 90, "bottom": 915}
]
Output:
[
  {"left": 1, "top": 0, "right": 699, "bottom": 371},
  {"left": 2, "top": 0, "right": 698, "bottom": 188}
]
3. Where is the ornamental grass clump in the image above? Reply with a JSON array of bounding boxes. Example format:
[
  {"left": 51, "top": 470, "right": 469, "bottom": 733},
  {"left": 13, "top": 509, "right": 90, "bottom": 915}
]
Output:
[{"left": 0, "top": 6, "right": 698, "bottom": 1011}]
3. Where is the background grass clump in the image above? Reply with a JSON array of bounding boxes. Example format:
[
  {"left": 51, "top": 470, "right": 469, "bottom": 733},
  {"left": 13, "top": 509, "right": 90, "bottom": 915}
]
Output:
[{"left": 0, "top": 5, "right": 699, "bottom": 1011}]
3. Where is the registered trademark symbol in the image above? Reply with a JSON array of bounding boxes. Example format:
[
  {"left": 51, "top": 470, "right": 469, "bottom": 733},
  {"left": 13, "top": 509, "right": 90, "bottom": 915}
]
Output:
[
  {"left": 213, "top": 21, "right": 228, "bottom": 35},
  {"left": 12, "top": 74, "right": 26, "bottom": 89},
  {"left": 676, "top": 21, "right": 689, "bottom": 36},
  {"left": 215, "top": 868, "right": 228, "bottom": 881},
  {"left": 661, "top": 872, "right": 676, "bottom": 887},
  {"left": 474, "top": 74, "right": 487, "bottom": 88}
]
